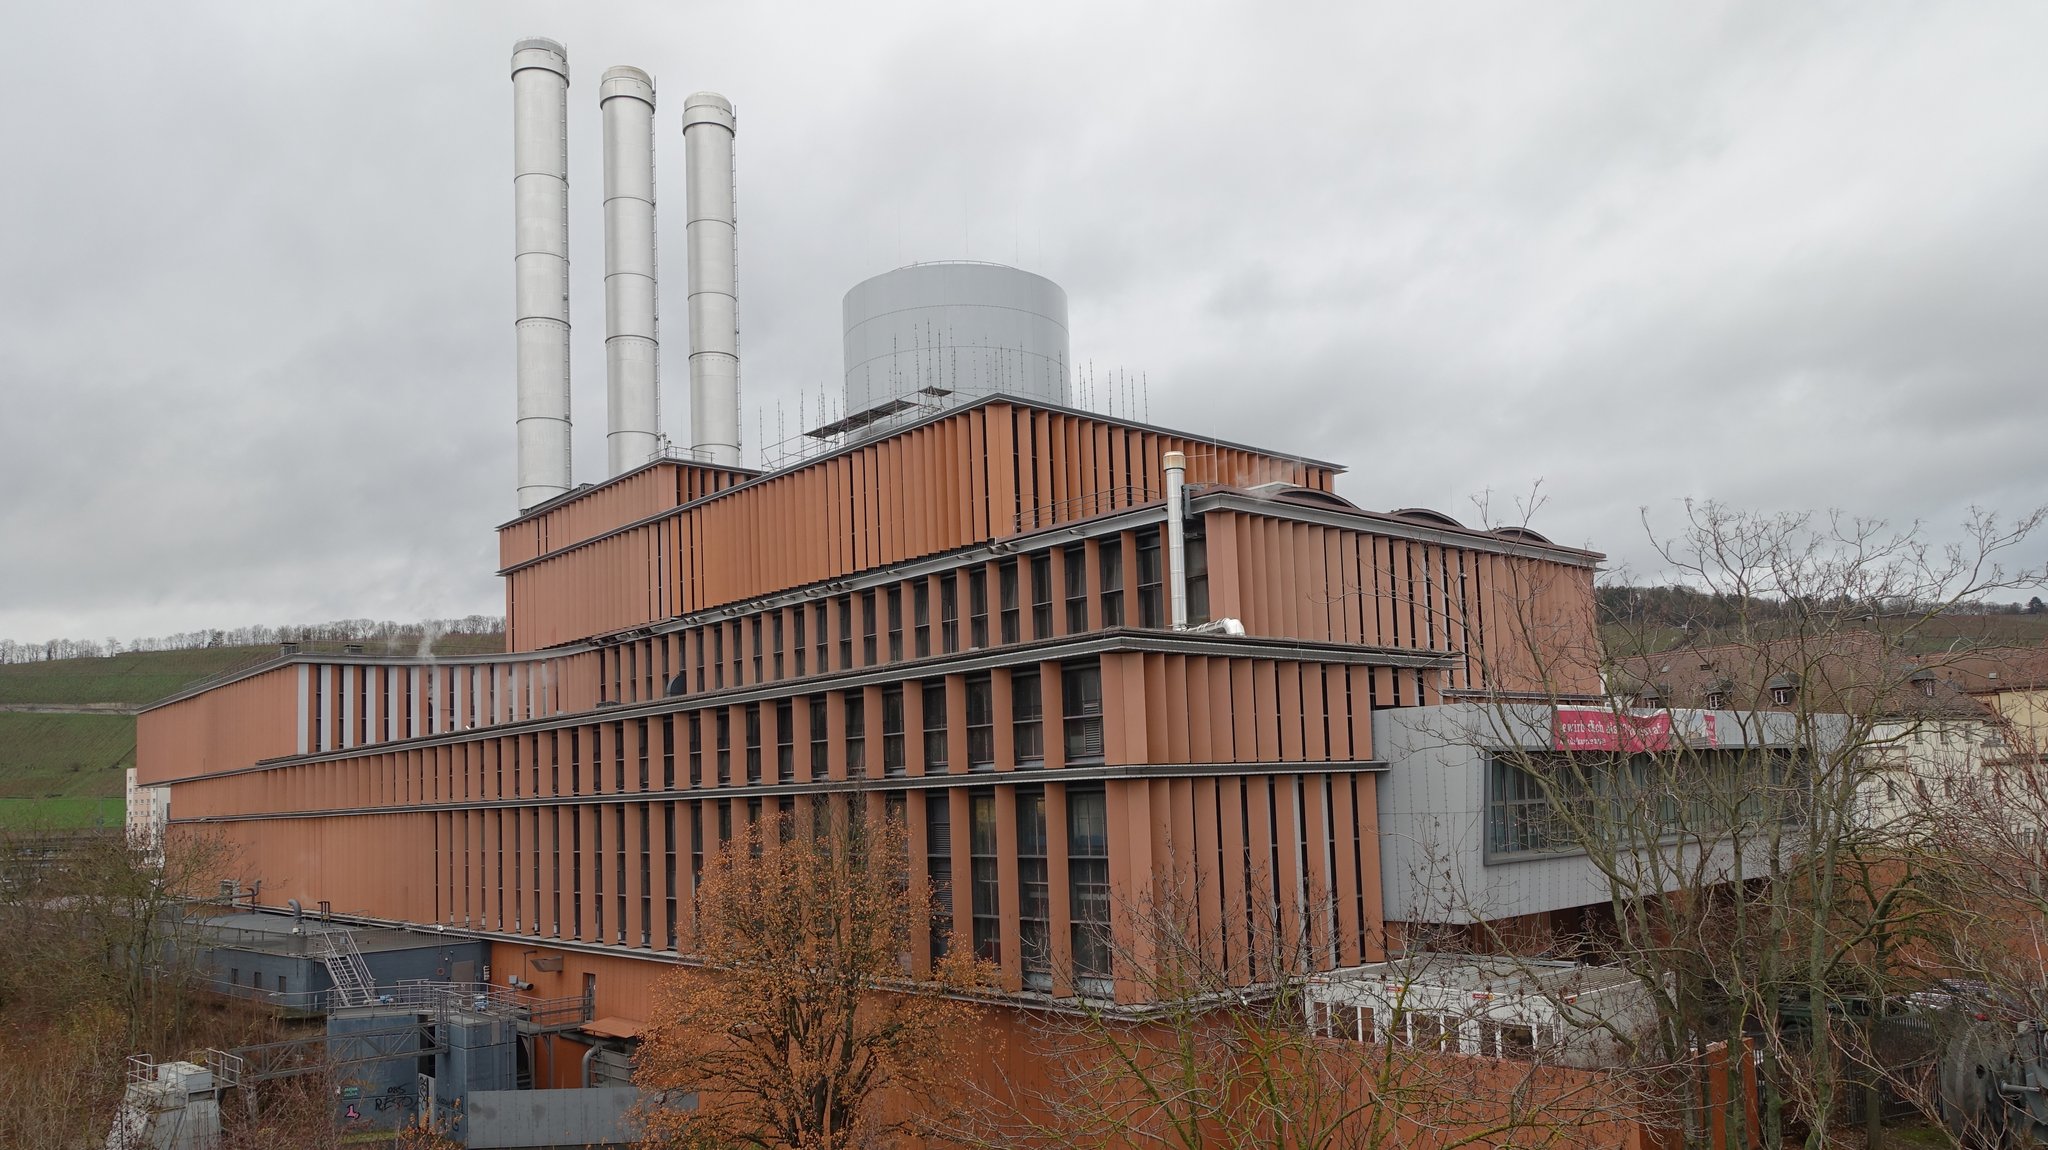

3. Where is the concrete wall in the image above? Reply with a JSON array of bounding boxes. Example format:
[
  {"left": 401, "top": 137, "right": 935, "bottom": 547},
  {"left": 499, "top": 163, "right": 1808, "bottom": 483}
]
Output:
[{"left": 1373, "top": 704, "right": 1814, "bottom": 928}]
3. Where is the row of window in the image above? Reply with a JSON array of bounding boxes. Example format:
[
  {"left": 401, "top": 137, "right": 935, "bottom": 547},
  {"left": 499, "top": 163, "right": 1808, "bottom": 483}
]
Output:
[
  {"left": 433, "top": 786, "right": 1115, "bottom": 998},
  {"left": 591, "top": 526, "right": 1208, "bottom": 705}
]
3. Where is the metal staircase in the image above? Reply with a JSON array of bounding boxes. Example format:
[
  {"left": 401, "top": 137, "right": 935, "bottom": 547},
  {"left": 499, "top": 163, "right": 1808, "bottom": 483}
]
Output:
[{"left": 312, "top": 928, "right": 376, "bottom": 1007}]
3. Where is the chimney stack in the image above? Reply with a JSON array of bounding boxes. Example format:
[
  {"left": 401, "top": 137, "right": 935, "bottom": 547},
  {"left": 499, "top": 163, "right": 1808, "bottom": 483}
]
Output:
[
  {"left": 682, "top": 92, "right": 741, "bottom": 468},
  {"left": 600, "top": 66, "right": 661, "bottom": 476},
  {"left": 510, "top": 38, "right": 574, "bottom": 511}
]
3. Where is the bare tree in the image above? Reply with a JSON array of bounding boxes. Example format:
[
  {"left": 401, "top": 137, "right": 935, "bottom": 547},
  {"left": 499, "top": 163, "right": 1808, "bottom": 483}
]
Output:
[
  {"left": 1454, "top": 499, "right": 2046, "bottom": 1150},
  {"left": 967, "top": 866, "right": 1618, "bottom": 1150}
]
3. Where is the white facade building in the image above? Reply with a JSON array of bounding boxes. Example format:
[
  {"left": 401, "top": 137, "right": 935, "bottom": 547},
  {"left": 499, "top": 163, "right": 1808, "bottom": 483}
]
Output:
[{"left": 124, "top": 767, "right": 170, "bottom": 864}]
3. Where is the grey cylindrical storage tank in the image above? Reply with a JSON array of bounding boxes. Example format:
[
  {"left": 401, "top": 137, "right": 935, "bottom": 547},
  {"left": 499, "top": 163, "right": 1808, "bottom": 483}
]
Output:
[{"left": 842, "top": 262, "right": 1070, "bottom": 438}]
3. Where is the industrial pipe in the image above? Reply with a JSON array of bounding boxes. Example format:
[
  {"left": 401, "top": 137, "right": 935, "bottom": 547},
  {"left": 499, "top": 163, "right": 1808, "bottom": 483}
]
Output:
[
  {"left": 682, "top": 92, "right": 740, "bottom": 467},
  {"left": 1164, "top": 450, "right": 1188, "bottom": 630},
  {"left": 511, "top": 38, "right": 575, "bottom": 511},
  {"left": 600, "top": 66, "right": 661, "bottom": 476}
]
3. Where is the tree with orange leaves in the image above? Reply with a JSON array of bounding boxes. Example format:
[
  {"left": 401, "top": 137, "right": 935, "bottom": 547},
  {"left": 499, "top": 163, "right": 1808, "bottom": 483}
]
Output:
[{"left": 635, "top": 803, "right": 992, "bottom": 1149}]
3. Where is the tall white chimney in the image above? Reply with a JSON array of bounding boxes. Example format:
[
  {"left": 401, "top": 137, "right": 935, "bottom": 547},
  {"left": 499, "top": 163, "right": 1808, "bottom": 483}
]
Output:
[
  {"left": 510, "top": 38, "right": 574, "bottom": 511},
  {"left": 600, "top": 66, "right": 661, "bottom": 476},
  {"left": 682, "top": 92, "right": 741, "bottom": 468}
]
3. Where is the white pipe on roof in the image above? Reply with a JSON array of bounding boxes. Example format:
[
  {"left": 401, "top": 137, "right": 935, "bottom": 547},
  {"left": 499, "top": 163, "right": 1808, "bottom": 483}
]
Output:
[
  {"left": 600, "top": 66, "right": 661, "bottom": 476},
  {"left": 682, "top": 92, "right": 740, "bottom": 467},
  {"left": 510, "top": 38, "right": 575, "bottom": 510}
]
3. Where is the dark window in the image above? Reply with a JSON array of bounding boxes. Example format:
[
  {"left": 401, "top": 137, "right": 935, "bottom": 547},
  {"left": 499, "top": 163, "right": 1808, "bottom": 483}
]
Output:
[
  {"left": 687, "top": 714, "right": 702, "bottom": 787},
  {"left": 1018, "top": 787, "right": 1050, "bottom": 990},
  {"left": 1099, "top": 539, "right": 1125, "bottom": 627},
  {"left": 970, "top": 790, "right": 1000, "bottom": 962},
  {"left": 772, "top": 611, "right": 785, "bottom": 680},
  {"left": 923, "top": 681, "right": 949, "bottom": 773},
  {"left": 1069, "top": 787, "right": 1112, "bottom": 995},
  {"left": 712, "top": 626, "right": 725, "bottom": 688},
  {"left": 927, "top": 795, "right": 953, "bottom": 961},
  {"left": 887, "top": 586, "right": 904, "bottom": 662},
  {"left": 862, "top": 590, "right": 879, "bottom": 666},
  {"left": 913, "top": 581, "right": 931, "bottom": 658},
  {"left": 1064, "top": 545, "right": 1089, "bottom": 633},
  {"left": 776, "top": 700, "right": 795, "bottom": 782},
  {"left": 715, "top": 709, "right": 731, "bottom": 784},
  {"left": 744, "top": 704, "right": 762, "bottom": 783},
  {"left": 844, "top": 693, "right": 867, "bottom": 779},
  {"left": 751, "top": 615, "right": 763, "bottom": 682},
  {"left": 1185, "top": 535, "right": 1210, "bottom": 625},
  {"left": 1136, "top": 528, "right": 1164, "bottom": 628},
  {"left": 940, "top": 575, "right": 960, "bottom": 653},
  {"left": 882, "top": 685, "right": 906, "bottom": 777},
  {"left": 966, "top": 674, "right": 995, "bottom": 771},
  {"left": 662, "top": 715, "right": 675, "bottom": 789},
  {"left": 1031, "top": 552, "right": 1054, "bottom": 639},
  {"left": 1012, "top": 670, "right": 1044, "bottom": 765},
  {"left": 793, "top": 606, "right": 807, "bottom": 677},
  {"left": 809, "top": 697, "right": 828, "bottom": 780},
  {"left": 730, "top": 621, "right": 743, "bottom": 686},
  {"left": 813, "top": 601, "right": 829, "bottom": 675},
  {"left": 999, "top": 560, "right": 1021, "bottom": 644},
  {"left": 969, "top": 568, "right": 989, "bottom": 649},
  {"left": 694, "top": 632, "right": 706, "bottom": 692},
  {"left": 837, "top": 594, "right": 854, "bottom": 670},
  {"left": 1063, "top": 661, "right": 1105, "bottom": 762}
]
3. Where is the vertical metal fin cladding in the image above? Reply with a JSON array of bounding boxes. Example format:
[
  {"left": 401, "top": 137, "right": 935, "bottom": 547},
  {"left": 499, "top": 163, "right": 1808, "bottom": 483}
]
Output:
[
  {"left": 511, "top": 38, "right": 574, "bottom": 511},
  {"left": 600, "top": 66, "right": 661, "bottom": 477},
  {"left": 682, "top": 92, "right": 741, "bottom": 467}
]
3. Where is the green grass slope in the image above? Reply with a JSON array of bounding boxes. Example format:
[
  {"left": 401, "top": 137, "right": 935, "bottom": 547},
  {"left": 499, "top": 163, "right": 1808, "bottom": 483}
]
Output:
[
  {"left": 0, "top": 635, "right": 505, "bottom": 828},
  {"left": 0, "top": 712, "right": 135, "bottom": 829}
]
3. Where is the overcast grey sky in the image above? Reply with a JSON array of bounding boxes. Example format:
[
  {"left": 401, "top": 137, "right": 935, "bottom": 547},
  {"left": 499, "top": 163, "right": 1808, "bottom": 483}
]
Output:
[{"left": 3, "top": 2, "right": 2043, "bottom": 642}]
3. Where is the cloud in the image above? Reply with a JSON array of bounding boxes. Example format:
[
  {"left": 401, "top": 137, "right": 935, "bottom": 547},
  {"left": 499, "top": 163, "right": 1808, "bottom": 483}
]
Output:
[{"left": 2, "top": 1, "right": 2043, "bottom": 641}]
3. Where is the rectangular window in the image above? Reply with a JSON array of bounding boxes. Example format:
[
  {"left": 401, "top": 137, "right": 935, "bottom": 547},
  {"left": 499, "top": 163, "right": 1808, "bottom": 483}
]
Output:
[
  {"left": 1031, "top": 552, "right": 1054, "bottom": 639},
  {"left": 887, "top": 586, "right": 904, "bottom": 662},
  {"left": 862, "top": 589, "right": 879, "bottom": 666},
  {"left": 844, "top": 693, "right": 867, "bottom": 779},
  {"left": 813, "top": 601, "right": 829, "bottom": 675},
  {"left": 970, "top": 790, "right": 1000, "bottom": 963},
  {"left": 837, "top": 594, "right": 854, "bottom": 670},
  {"left": 999, "top": 559, "right": 1021, "bottom": 644},
  {"left": 751, "top": 615, "right": 763, "bottom": 682},
  {"left": 1069, "top": 788, "right": 1112, "bottom": 995},
  {"left": 712, "top": 626, "right": 725, "bottom": 689},
  {"left": 688, "top": 714, "right": 702, "bottom": 787},
  {"left": 969, "top": 568, "right": 990, "bottom": 649},
  {"left": 1063, "top": 661, "right": 1105, "bottom": 762},
  {"left": 882, "top": 685, "right": 906, "bottom": 777},
  {"left": 809, "top": 697, "right": 829, "bottom": 780},
  {"left": 913, "top": 581, "right": 931, "bottom": 658},
  {"left": 730, "top": 621, "right": 743, "bottom": 686},
  {"left": 1185, "top": 535, "right": 1210, "bottom": 625},
  {"left": 1064, "top": 544, "right": 1089, "bottom": 633},
  {"left": 793, "top": 606, "right": 808, "bottom": 677},
  {"left": 744, "top": 703, "right": 762, "bottom": 784},
  {"left": 1099, "top": 539, "right": 1125, "bottom": 627},
  {"left": 776, "top": 699, "right": 795, "bottom": 782},
  {"left": 1018, "top": 787, "right": 1050, "bottom": 990},
  {"left": 693, "top": 630, "right": 707, "bottom": 692},
  {"left": 923, "top": 680, "right": 949, "bottom": 773},
  {"left": 927, "top": 795, "right": 953, "bottom": 961},
  {"left": 941, "top": 574, "right": 960, "bottom": 653},
  {"left": 772, "top": 611, "right": 785, "bottom": 680},
  {"left": 715, "top": 710, "right": 732, "bottom": 785},
  {"left": 1136, "top": 528, "right": 1164, "bottom": 628},
  {"left": 966, "top": 674, "right": 995, "bottom": 771},
  {"left": 1012, "top": 670, "right": 1044, "bottom": 765}
]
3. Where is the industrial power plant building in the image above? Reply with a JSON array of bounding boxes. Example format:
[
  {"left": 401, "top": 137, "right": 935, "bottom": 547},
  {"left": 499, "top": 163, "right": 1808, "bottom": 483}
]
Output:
[{"left": 134, "top": 37, "right": 1624, "bottom": 1096}]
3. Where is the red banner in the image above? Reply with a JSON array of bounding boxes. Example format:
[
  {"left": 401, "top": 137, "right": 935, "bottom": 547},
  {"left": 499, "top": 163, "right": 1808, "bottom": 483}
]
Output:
[{"left": 1553, "top": 708, "right": 1674, "bottom": 752}]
